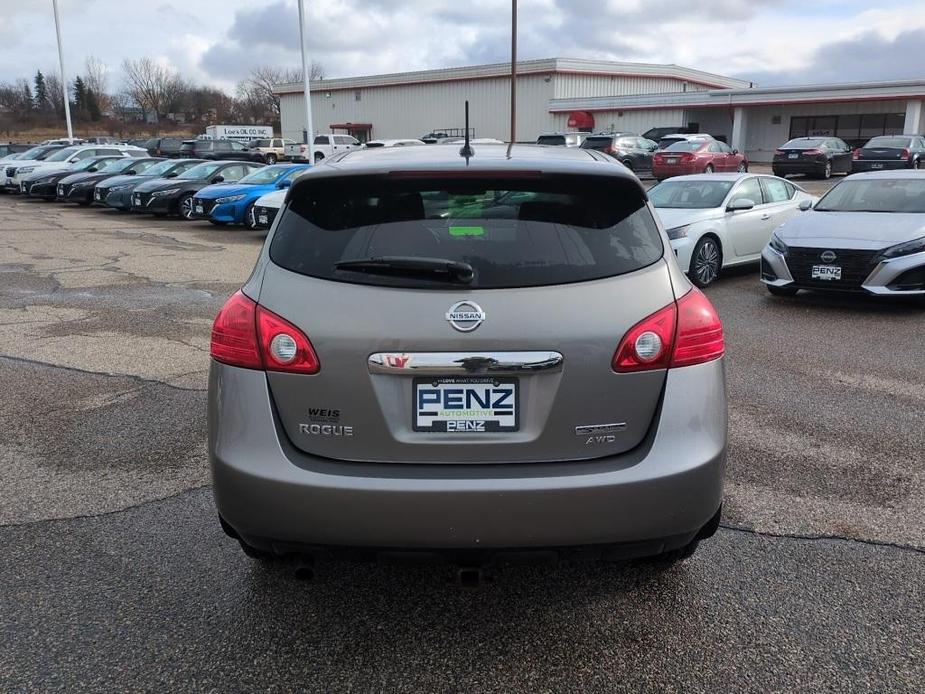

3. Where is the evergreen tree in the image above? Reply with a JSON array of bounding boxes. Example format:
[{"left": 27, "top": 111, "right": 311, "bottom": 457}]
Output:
[
  {"left": 20, "top": 81, "right": 32, "bottom": 115},
  {"left": 34, "top": 71, "right": 48, "bottom": 110},
  {"left": 72, "top": 75, "right": 87, "bottom": 115}
]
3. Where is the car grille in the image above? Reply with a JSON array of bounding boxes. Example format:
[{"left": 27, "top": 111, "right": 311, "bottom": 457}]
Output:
[
  {"left": 254, "top": 206, "right": 278, "bottom": 228},
  {"left": 192, "top": 198, "right": 216, "bottom": 215},
  {"left": 785, "top": 247, "right": 878, "bottom": 290},
  {"left": 5, "top": 166, "right": 16, "bottom": 177}
]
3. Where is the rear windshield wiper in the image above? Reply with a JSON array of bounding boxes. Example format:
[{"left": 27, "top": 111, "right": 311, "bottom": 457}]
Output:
[{"left": 334, "top": 256, "right": 474, "bottom": 283}]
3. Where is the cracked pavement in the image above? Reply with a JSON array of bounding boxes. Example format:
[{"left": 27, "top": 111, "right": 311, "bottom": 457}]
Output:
[{"left": 1, "top": 193, "right": 923, "bottom": 692}]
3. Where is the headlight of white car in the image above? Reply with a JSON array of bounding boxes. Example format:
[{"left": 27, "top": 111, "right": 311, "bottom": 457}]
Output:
[
  {"left": 878, "top": 235, "right": 925, "bottom": 259},
  {"left": 769, "top": 233, "right": 788, "bottom": 254},
  {"left": 150, "top": 188, "right": 181, "bottom": 197},
  {"left": 665, "top": 225, "right": 689, "bottom": 240},
  {"left": 215, "top": 194, "right": 246, "bottom": 204}
]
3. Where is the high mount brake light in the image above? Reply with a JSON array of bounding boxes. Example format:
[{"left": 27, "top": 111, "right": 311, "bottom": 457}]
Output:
[
  {"left": 612, "top": 288, "right": 724, "bottom": 373},
  {"left": 210, "top": 291, "right": 320, "bottom": 374}
]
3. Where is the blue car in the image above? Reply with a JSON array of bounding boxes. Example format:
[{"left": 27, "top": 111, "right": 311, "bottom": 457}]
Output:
[{"left": 189, "top": 164, "right": 310, "bottom": 228}]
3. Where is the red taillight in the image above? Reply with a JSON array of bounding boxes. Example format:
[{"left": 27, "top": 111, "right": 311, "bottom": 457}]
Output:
[
  {"left": 852, "top": 148, "right": 860, "bottom": 160},
  {"left": 653, "top": 153, "right": 663, "bottom": 162},
  {"left": 901, "top": 148, "right": 911, "bottom": 159},
  {"left": 680, "top": 152, "right": 695, "bottom": 162},
  {"left": 210, "top": 291, "right": 320, "bottom": 374},
  {"left": 671, "top": 288, "right": 725, "bottom": 367},
  {"left": 612, "top": 288, "right": 724, "bottom": 373},
  {"left": 804, "top": 148, "right": 823, "bottom": 156},
  {"left": 603, "top": 146, "right": 615, "bottom": 154},
  {"left": 775, "top": 149, "right": 784, "bottom": 156}
]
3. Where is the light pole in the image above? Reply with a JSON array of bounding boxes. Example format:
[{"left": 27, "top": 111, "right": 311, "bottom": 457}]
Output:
[
  {"left": 52, "top": 0, "right": 74, "bottom": 142},
  {"left": 510, "top": 0, "right": 517, "bottom": 145},
  {"left": 297, "top": 0, "right": 315, "bottom": 148}
]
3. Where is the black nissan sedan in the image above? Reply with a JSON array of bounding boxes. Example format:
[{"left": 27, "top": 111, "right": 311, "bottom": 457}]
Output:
[
  {"left": 23, "top": 156, "right": 124, "bottom": 200},
  {"left": 130, "top": 160, "right": 264, "bottom": 219},
  {"left": 95, "top": 158, "right": 206, "bottom": 211},
  {"left": 58, "top": 157, "right": 163, "bottom": 205}
]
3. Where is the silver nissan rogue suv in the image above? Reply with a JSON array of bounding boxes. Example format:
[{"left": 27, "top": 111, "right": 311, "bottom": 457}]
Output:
[{"left": 209, "top": 143, "right": 727, "bottom": 568}]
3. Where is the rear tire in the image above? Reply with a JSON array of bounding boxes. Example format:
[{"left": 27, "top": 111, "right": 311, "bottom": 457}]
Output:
[
  {"left": 820, "top": 161, "right": 832, "bottom": 179},
  {"left": 265, "top": 153, "right": 278, "bottom": 164},
  {"left": 913, "top": 158, "right": 921, "bottom": 170},
  {"left": 704, "top": 164, "right": 715, "bottom": 174},
  {"left": 689, "top": 236, "right": 722, "bottom": 287},
  {"left": 737, "top": 162, "right": 747, "bottom": 173},
  {"left": 621, "top": 159, "right": 634, "bottom": 172},
  {"left": 772, "top": 168, "right": 784, "bottom": 178},
  {"left": 314, "top": 153, "right": 325, "bottom": 163},
  {"left": 767, "top": 284, "right": 799, "bottom": 297}
]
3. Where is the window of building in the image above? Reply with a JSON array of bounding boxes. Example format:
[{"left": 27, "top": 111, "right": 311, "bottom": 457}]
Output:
[
  {"left": 790, "top": 113, "right": 906, "bottom": 149},
  {"left": 771, "top": 115, "right": 782, "bottom": 125},
  {"left": 355, "top": 90, "right": 362, "bottom": 102}
]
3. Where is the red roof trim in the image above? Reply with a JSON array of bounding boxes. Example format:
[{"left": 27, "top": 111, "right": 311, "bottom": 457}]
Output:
[{"left": 549, "top": 93, "right": 923, "bottom": 114}]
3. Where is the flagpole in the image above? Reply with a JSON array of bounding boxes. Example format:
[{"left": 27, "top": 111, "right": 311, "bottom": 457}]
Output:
[
  {"left": 297, "top": 0, "right": 315, "bottom": 149},
  {"left": 52, "top": 0, "right": 74, "bottom": 142}
]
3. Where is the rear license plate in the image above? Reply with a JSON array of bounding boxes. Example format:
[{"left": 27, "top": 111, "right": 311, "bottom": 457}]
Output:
[
  {"left": 812, "top": 265, "right": 842, "bottom": 280},
  {"left": 413, "top": 377, "right": 518, "bottom": 433},
  {"left": 258, "top": 213, "right": 268, "bottom": 225},
  {"left": 194, "top": 204, "right": 204, "bottom": 214},
  {"left": 665, "top": 157, "right": 678, "bottom": 164},
  {"left": 788, "top": 153, "right": 799, "bottom": 159},
  {"left": 870, "top": 163, "right": 884, "bottom": 169}
]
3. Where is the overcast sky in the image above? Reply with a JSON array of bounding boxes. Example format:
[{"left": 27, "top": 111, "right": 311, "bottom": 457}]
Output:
[{"left": 1, "top": 0, "right": 923, "bottom": 92}]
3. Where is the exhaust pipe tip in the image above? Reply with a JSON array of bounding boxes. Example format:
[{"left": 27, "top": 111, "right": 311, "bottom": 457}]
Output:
[
  {"left": 294, "top": 557, "right": 315, "bottom": 581},
  {"left": 456, "top": 567, "right": 494, "bottom": 589}
]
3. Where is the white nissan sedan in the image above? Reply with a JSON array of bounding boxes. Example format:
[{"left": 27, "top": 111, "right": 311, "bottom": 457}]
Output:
[{"left": 650, "top": 173, "right": 815, "bottom": 286}]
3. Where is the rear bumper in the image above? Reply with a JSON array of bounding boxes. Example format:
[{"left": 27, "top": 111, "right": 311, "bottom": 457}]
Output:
[
  {"left": 851, "top": 160, "right": 910, "bottom": 172},
  {"left": 210, "top": 359, "right": 727, "bottom": 551},
  {"left": 652, "top": 163, "right": 700, "bottom": 179},
  {"left": 771, "top": 160, "right": 825, "bottom": 175}
]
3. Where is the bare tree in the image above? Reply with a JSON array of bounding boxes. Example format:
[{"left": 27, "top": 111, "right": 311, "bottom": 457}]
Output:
[
  {"left": 44, "top": 71, "right": 65, "bottom": 115},
  {"left": 240, "top": 64, "right": 323, "bottom": 119},
  {"left": 84, "top": 55, "right": 110, "bottom": 112},
  {"left": 109, "top": 90, "right": 134, "bottom": 123},
  {"left": 121, "top": 57, "right": 184, "bottom": 124}
]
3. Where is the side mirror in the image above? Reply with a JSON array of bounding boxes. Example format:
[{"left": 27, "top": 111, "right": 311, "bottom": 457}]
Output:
[
  {"left": 125, "top": 170, "right": 137, "bottom": 175},
  {"left": 211, "top": 175, "right": 225, "bottom": 184},
  {"left": 799, "top": 199, "right": 813, "bottom": 211},
  {"left": 87, "top": 166, "right": 98, "bottom": 172},
  {"left": 164, "top": 172, "right": 178, "bottom": 179},
  {"left": 277, "top": 178, "right": 292, "bottom": 189},
  {"left": 732, "top": 148, "right": 739, "bottom": 155},
  {"left": 727, "top": 198, "right": 755, "bottom": 212}
]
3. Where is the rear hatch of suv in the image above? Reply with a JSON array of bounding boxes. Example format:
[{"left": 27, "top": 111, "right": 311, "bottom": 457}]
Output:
[{"left": 251, "top": 169, "right": 678, "bottom": 464}]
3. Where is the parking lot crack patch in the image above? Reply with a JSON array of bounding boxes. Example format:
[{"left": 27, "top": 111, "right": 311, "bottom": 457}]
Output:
[
  {"left": 0, "top": 354, "right": 207, "bottom": 393},
  {"left": 719, "top": 522, "right": 925, "bottom": 556}
]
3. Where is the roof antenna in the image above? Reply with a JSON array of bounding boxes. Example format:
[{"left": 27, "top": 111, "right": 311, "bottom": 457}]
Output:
[{"left": 459, "top": 100, "right": 474, "bottom": 161}]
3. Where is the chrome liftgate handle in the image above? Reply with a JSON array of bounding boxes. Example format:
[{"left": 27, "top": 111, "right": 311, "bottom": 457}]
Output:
[{"left": 367, "top": 351, "right": 564, "bottom": 375}]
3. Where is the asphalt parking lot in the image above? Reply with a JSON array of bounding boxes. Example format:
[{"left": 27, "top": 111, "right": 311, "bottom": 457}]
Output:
[{"left": 1, "top": 180, "right": 923, "bottom": 692}]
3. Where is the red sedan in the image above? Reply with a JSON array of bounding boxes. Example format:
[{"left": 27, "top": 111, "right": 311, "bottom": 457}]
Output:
[{"left": 652, "top": 138, "right": 748, "bottom": 181}]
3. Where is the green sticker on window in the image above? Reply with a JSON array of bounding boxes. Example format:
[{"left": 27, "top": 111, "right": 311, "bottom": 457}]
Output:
[{"left": 449, "top": 226, "right": 485, "bottom": 237}]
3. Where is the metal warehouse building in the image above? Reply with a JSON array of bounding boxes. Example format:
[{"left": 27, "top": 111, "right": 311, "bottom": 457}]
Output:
[
  {"left": 277, "top": 58, "right": 925, "bottom": 163},
  {"left": 276, "top": 58, "right": 749, "bottom": 144}
]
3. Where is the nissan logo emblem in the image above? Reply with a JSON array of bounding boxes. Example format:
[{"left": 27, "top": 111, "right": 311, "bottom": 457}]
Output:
[
  {"left": 820, "top": 250, "right": 837, "bottom": 263},
  {"left": 445, "top": 301, "right": 485, "bottom": 332}
]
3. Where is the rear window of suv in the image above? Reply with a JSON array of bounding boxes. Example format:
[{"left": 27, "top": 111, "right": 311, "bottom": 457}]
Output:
[{"left": 270, "top": 175, "right": 663, "bottom": 289}]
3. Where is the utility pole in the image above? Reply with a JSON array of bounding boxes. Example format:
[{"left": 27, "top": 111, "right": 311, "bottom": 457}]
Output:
[
  {"left": 510, "top": 0, "right": 518, "bottom": 145},
  {"left": 297, "top": 0, "right": 315, "bottom": 148},
  {"left": 52, "top": 0, "right": 74, "bottom": 143}
]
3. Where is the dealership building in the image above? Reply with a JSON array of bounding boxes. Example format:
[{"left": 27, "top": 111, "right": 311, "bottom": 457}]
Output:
[{"left": 277, "top": 58, "right": 925, "bottom": 162}]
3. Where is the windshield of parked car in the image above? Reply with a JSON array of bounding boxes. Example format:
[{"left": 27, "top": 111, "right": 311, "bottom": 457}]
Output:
[
  {"left": 864, "top": 137, "right": 912, "bottom": 148},
  {"left": 238, "top": 165, "right": 290, "bottom": 185},
  {"left": 782, "top": 138, "right": 826, "bottom": 149},
  {"left": 73, "top": 157, "right": 113, "bottom": 172},
  {"left": 581, "top": 137, "right": 614, "bottom": 150},
  {"left": 18, "top": 146, "right": 53, "bottom": 160},
  {"left": 663, "top": 140, "right": 708, "bottom": 152},
  {"left": 45, "top": 147, "right": 81, "bottom": 162},
  {"left": 649, "top": 180, "right": 735, "bottom": 209},
  {"left": 537, "top": 135, "right": 566, "bottom": 146},
  {"left": 271, "top": 175, "right": 663, "bottom": 289},
  {"left": 144, "top": 160, "right": 181, "bottom": 177},
  {"left": 814, "top": 179, "right": 925, "bottom": 213},
  {"left": 177, "top": 162, "right": 222, "bottom": 180},
  {"left": 96, "top": 158, "right": 136, "bottom": 173}
]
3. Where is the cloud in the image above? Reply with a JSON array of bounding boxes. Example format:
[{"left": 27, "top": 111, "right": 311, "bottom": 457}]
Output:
[{"left": 740, "top": 29, "right": 925, "bottom": 86}]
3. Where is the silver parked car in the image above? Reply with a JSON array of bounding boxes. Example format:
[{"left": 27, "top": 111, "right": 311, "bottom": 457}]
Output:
[
  {"left": 762, "top": 171, "right": 925, "bottom": 299},
  {"left": 209, "top": 144, "right": 727, "bottom": 569}
]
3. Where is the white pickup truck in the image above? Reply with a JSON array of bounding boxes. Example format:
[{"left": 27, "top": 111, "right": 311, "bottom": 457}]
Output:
[{"left": 284, "top": 134, "right": 362, "bottom": 163}]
